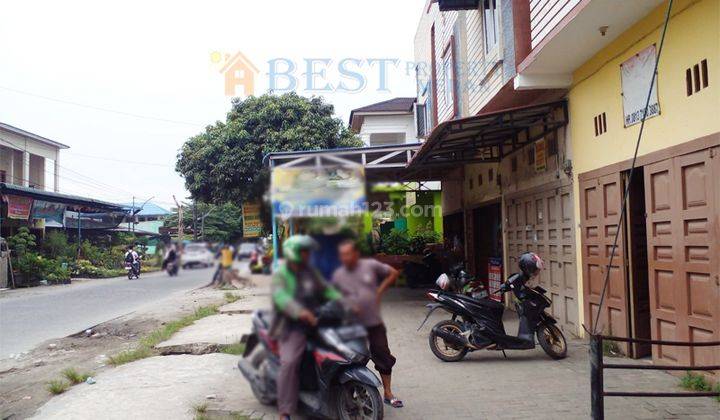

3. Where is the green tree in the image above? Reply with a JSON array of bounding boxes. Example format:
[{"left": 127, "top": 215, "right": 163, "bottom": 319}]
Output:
[{"left": 175, "top": 92, "right": 362, "bottom": 204}]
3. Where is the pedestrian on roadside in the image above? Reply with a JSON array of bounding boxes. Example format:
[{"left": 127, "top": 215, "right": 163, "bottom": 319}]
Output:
[{"left": 332, "top": 239, "right": 403, "bottom": 409}]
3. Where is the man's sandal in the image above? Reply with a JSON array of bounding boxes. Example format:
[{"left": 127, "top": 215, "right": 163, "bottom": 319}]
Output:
[{"left": 384, "top": 397, "right": 404, "bottom": 408}]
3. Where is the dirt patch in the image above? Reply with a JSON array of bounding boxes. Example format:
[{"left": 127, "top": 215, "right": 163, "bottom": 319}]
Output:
[{"left": 0, "top": 288, "right": 227, "bottom": 420}]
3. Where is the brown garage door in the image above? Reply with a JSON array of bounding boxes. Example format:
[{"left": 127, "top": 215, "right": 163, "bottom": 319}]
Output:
[
  {"left": 579, "top": 173, "right": 631, "bottom": 348},
  {"left": 644, "top": 147, "right": 719, "bottom": 371},
  {"left": 506, "top": 184, "right": 579, "bottom": 336}
]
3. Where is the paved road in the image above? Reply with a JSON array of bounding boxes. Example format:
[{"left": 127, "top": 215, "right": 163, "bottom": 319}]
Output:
[{"left": 0, "top": 265, "right": 222, "bottom": 358}]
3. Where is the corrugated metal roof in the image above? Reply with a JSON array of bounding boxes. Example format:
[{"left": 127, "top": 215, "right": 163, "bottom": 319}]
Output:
[
  {"left": 0, "top": 183, "right": 126, "bottom": 211},
  {"left": 124, "top": 202, "right": 171, "bottom": 216}
]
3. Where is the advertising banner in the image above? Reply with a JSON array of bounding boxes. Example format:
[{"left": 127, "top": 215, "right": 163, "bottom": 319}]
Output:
[
  {"left": 3, "top": 194, "right": 33, "bottom": 220},
  {"left": 64, "top": 211, "right": 127, "bottom": 229},
  {"left": 271, "top": 166, "right": 366, "bottom": 219},
  {"left": 488, "top": 257, "right": 503, "bottom": 302},
  {"left": 31, "top": 200, "right": 66, "bottom": 226},
  {"left": 242, "top": 203, "right": 263, "bottom": 238},
  {"left": 621, "top": 44, "right": 660, "bottom": 127}
]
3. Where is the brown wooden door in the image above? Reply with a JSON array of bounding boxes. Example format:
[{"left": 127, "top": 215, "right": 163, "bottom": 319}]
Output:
[
  {"left": 580, "top": 173, "right": 631, "bottom": 350},
  {"left": 644, "top": 148, "right": 719, "bottom": 372},
  {"left": 505, "top": 185, "right": 579, "bottom": 336}
]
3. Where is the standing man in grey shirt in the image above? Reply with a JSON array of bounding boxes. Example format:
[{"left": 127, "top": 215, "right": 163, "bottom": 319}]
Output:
[{"left": 332, "top": 239, "right": 404, "bottom": 409}]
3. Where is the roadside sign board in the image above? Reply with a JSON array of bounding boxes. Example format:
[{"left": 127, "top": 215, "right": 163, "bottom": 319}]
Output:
[
  {"left": 488, "top": 257, "right": 503, "bottom": 302},
  {"left": 242, "top": 203, "right": 262, "bottom": 238},
  {"left": 621, "top": 44, "right": 660, "bottom": 127},
  {"left": 535, "top": 138, "right": 547, "bottom": 173}
]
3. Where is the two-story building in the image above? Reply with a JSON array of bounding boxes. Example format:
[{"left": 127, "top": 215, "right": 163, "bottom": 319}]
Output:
[
  {"left": 410, "top": 0, "right": 719, "bottom": 371},
  {"left": 0, "top": 122, "right": 68, "bottom": 191}
]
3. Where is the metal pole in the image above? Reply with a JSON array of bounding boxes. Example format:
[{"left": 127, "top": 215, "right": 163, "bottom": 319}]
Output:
[
  {"left": 131, "top": 196, "right": 135, "bottom": 233},
  {"left": 77, "top": 210, "right": 82, "bottom": 258},
  {"left": 272, "top": 205, "right": 278, "bottom": 269},
  {"left": 590, "top": 335, "right": 604, "bottom": 420}
]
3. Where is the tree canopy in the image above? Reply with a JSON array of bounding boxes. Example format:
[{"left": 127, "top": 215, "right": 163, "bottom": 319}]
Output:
[
  {"left": 163, "top": 202, "right": 244, "bottom": 243},
  {"left": 176, "top": 93, "right": 362, "bottom": 204}
]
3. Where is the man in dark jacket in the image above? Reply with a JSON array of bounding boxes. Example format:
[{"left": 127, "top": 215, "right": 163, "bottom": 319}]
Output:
[{"left": 271, "top": 235, "right": 341, "bottom": 420}]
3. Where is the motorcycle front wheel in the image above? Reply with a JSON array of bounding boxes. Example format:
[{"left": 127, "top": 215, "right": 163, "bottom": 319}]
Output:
[
  {"left": 336, "top": 380, "right": 384, "bottom": 420},
  {"left": 537, "top": 324, "right": 567, "bottom": 359},
  {"left": 428, "top": 320, "right": 469, "bottom": 362}
]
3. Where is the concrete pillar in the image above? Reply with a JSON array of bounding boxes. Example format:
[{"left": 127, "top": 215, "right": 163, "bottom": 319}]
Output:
[
  {"left": 54, "top": 153, "right": 60, "bottom": 192},
  {"left": 7, "top": 149, "right": 14, "bottom": 185},
  {"left": 22, "top": 151, "right": 30, "bottom": 187}
]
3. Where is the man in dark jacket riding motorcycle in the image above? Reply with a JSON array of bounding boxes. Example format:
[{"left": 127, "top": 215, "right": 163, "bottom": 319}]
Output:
[{"left": 271, "top": 235, "right": 342, "bottom": 420}]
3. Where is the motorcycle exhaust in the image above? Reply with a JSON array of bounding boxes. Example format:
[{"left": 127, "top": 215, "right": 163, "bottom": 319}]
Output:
[
  {"left": 237, "top": 359, "right": 259, "bottom": 382},
  {"left": 432, "top": 327, "right": 470, "bottom": 349}
]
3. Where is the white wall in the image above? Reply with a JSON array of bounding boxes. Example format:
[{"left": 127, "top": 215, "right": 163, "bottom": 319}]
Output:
[
  {"left": 359, "top": 113, "right": 418, "bottom": 146},
  {"left": 0, "top": 128, "right": 61, "bottom": 190}
]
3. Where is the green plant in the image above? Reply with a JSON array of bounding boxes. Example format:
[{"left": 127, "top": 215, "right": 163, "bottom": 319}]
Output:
[
  {"left": 9, "top": 227, "right": 37, "bottom": 257},
  {"left": 680, "top": 371, "right": 712, "bottom": 392},
  {"left": 42, "top": 231, "right": 73, "bottom": 259},
  {"left": 221, "top": 342, "right": 246, "bottom": 355},
  {"left": 408, "top": 231, "right": 439, "bottom": 255},
  {"left": 61, "top": 367, "right": 91, "bottom": 385},
  {"left": 47, "top": 379, "right": 70, "bottom": 395},
  {"left": 379, "top": 229, "right": 410, "bottom": 255},
  {"left": 224, "top": 292, "right": 242, "bottom": 304},
  {"left": 602, "top": 340, "right": 622, "bottom": 357}
]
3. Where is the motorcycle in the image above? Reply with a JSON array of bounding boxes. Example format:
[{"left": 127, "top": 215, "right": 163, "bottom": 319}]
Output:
[
  {"left": 165, "top": 261, "right": 179, "bottom": 276},
  {"left": 125, "top": 261, "right": 140, "bottom": 280},
  {"left": 436, "top": 263, "right": 488, "bottom": 299},
  {"left": 238, "top": 301, "right": 384, "bottom": 420},
  {"left": 419, "top": 270, "right": 567, "bottom": 362}
]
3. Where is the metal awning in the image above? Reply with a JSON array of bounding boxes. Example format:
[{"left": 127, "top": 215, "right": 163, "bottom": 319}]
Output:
[
  {"left": 408, "top": 100, "right": 568, "bottom": 170},
  {"left": 436, "top": 0, "right": 480, "bottom": 11},
  {"left": 0, "top": 183, "right": 127, "bottom": 212},
  {"left": 264, "top": 143, "right": 425, "bottom": 181}
]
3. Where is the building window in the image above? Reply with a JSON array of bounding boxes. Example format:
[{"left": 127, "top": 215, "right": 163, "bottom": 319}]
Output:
[
  {"left": 527, "top": 147, "right": 535, "bottom": 165},
  {"left": 0, "top": 170, "right": 5, "bottom": 183},
  {"left": 594, "top": 112, "right": 607, "bottom": 136},
  {"left": 369, "top": 133, "right": 405, "bottom": 146},
  {"left": 686, "top": 59, "right": 709, "bottom": 96},
  {"left": 548, "top": 134, "right": 558, "bottom": 156},
  {"left": 469, "top": 178, "right": 474, "bottom": 190},
  {"left": 430, "top": 24, "right": 439, "bottom": 127},
  {"left": 488, "top": 168, "right": 494, "bottom": 182},
  {"left": 478, "top": 173, "right": 483, "bottom": 186},
  {"left": 416, "top": 103, "right": 427, "bottom": 138},
  {"left": 441, "top": 36, "right": 458, "bottom": 117},
  {"left": 482, "top": 0, "right": 499, "bottom": 53}
]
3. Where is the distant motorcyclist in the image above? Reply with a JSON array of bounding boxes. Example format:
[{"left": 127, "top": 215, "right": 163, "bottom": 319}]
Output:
[
  {"left": 271, "top": 235, "right": 342, "bottom": 420},
  {"left": 163, "top": 242, "right": 179, "bottom": 275},
  {"left": 124, "top": 244, "right": 141, "bottom": 278}
]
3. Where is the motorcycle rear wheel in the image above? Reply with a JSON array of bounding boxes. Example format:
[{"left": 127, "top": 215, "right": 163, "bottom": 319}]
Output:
[
  {"left": 336, "top": 380, "right": 383, "bottom": 420},
  {"left": 428, "top": 320, "right": 468, "bottom": 362},
  {"left": 537, "top": 324, "right": 567, "bottom": 359}
]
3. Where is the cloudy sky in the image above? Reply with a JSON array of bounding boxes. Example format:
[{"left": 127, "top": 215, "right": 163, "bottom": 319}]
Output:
[{"left": 0, "top": 0, "right": 426, "bottom": 210}]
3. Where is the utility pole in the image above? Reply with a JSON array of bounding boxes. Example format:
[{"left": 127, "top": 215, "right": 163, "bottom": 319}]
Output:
[
  {"left": 131, "top": 196, "right": 135, "bottom": 233},
  {"left": 200, "top": 208, "right": 214, "bottom": 242},
  {"left": 172, "top": 195, "right": 184, "bottom": 242},
  {"left": 192, "top": 201, "right": 197, "bottom": 240}
]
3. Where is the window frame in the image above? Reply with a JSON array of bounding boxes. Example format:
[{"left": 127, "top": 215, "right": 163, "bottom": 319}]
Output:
[
  {"left": 441, "top": 35, "right": 459, "bottom": 118},
  {"left": 482, "top": 0, "right": 500, "bottom": 54}
]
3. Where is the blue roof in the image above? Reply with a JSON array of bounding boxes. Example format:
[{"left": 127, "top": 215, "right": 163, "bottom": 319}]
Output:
[{"left": 124, "top": 202, "right": 171, "bottom": 216}]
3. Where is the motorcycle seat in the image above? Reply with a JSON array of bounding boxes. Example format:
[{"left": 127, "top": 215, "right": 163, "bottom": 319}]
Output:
[{"left": 452, "top": 293, "right": 505, "bottom": 314}]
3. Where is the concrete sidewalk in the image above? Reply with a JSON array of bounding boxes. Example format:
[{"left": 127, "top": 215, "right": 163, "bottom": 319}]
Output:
[{"left": 29, "top": 281, "right": 719, "bottom": 419}]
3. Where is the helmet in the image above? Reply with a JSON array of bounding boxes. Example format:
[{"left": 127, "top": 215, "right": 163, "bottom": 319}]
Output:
[
  {"left": 518, "top": 252, "right": 544, "bottom": 278},
  {"left": 282, "top": 235, "right": 318, "bottom": 263}
]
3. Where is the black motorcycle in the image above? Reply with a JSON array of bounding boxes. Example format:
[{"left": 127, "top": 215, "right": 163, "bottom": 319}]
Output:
[
  {"left": 238, "top": 301, "right": 384, "bottom": 420},
  {"left": 420, "top": 271, "right": 567, "bottom": 362}
]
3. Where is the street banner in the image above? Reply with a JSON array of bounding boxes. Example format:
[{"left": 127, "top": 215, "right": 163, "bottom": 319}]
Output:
[
  {"left": 242, "top": 203, "right": 263, "bottom": 238},
  {"left": 535, "top": 138, "right": 547, "bottom": 173},
  {"left": 488, "top": 257, "right": 503, "bottom": 302},
  {"left": 3, "top": 194, "right": 33, "bottom": 220},
  {"left": 31, "top": 200, "right": 66, "bottom": 226},
  {"left": 64, "top": 210, "right": 127, "bottom": 229},
  {"left": 621, "top": 44, "right": 660, "bottom": 127},
  {"left": 271, "top": 166, "right": 366, "bottom": 219}
]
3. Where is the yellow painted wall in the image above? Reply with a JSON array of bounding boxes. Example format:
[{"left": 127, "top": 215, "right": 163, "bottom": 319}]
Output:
[{"left": 568, "top": 0, "right": 720, "bottom": 329}]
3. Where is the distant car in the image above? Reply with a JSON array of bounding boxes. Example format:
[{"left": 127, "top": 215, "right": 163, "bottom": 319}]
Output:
[
  {"left": 237, "top": 243, "right": 257, "bottom": 260},
  {"left": 182, "top": 243, "right": 214, "bottom": 268}
]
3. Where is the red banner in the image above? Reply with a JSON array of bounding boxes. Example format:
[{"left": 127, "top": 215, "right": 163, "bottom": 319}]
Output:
[{"left": 3, "top": 194, "right": 33, "bottom": 220}]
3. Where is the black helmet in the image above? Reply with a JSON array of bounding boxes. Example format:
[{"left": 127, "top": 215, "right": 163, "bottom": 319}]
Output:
[{"left": 518, "top": 252, "right": 544, "bottom": 277}]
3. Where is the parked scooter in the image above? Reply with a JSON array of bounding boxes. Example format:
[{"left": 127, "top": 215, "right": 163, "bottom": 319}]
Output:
[
  {"left": 238, "top": 301, "right": 384, "bottom": 420},
  {"left": 419, "top": 252, "right": 567, "bottom": 362}
]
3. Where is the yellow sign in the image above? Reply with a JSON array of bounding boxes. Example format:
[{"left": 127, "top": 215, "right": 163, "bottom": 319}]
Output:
[
  {"left": 242, "top": 203, "right": 263, "bottom": 238},
  {"left": 535, "top": 138, "right": 547, "bottom": 173}
]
